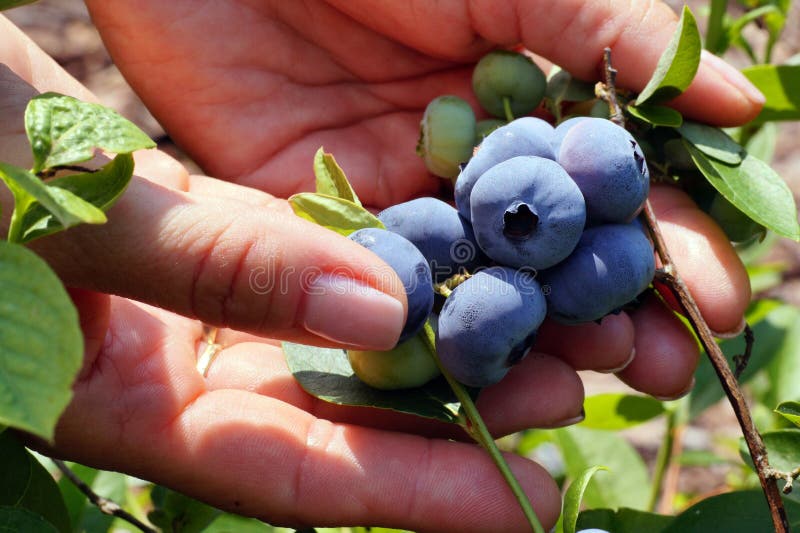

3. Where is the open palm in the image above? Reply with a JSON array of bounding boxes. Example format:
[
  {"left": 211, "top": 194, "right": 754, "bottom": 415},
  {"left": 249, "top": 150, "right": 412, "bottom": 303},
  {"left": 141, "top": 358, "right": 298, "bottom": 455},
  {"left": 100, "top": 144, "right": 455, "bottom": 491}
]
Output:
[{"left": 0, "top": 1, "right": 765, "bottom": 530}]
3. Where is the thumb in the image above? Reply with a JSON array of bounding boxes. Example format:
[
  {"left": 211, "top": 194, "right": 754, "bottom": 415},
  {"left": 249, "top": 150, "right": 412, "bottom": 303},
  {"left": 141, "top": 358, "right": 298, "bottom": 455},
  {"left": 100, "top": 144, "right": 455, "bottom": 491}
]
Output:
[{"left": 29, "top": 175, "right": 408, "bottom": 350}]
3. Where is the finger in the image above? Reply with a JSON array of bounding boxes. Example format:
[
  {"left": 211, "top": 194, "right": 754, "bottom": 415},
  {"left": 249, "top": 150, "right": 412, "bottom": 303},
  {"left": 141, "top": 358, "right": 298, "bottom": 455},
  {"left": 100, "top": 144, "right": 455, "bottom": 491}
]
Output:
[
  {"left": 650, "top": 184, "right": 750, "bottom": 336},
  {"left": 205, "top": 340, "right": 584, "bottom": 437},
  {"left": 126, "top": 390, "right": 563, "bottom": 531},
  {"left": 51, "top": 299, "right": 562, "bottom": 531},
  {"left": 533, "top": 314, "right": 636, "bottom": 373},
  {"left": 327, "top": 0, "right": 764, "bottom": 126},
  {"left": 616, "top": 292, "right": 700, "bottom": 399},
  {"left": 28, "top": 175, "right": 408, "bottom": 351}
]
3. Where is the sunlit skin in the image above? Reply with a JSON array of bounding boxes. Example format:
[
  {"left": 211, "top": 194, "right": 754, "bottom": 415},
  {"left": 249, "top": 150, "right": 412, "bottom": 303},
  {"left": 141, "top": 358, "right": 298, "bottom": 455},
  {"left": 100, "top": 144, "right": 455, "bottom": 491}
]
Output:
[{"left": 0, "top": 1, "right": 762, "bottom": 530}]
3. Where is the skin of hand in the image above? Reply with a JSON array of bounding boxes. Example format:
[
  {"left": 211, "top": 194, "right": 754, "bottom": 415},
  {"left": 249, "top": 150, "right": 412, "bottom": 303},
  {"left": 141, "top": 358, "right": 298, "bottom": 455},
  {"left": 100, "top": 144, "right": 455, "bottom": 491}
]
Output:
[{"left": 0, "top": 0, "right": 763, "bottom": 530}]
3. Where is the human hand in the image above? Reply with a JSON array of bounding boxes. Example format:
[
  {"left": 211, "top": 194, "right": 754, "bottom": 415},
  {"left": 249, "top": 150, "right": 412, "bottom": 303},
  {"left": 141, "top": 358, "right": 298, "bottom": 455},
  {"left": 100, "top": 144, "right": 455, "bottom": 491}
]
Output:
[{"left": 2, "top": 0, "right": 764, "bottom": 530}]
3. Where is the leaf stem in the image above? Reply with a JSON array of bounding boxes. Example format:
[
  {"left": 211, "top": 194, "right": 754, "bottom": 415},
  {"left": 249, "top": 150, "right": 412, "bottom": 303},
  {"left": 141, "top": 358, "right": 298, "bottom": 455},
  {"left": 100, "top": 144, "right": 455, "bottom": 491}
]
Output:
[{"left": 422, "top": 325, "right": 544, "bottom": 533}]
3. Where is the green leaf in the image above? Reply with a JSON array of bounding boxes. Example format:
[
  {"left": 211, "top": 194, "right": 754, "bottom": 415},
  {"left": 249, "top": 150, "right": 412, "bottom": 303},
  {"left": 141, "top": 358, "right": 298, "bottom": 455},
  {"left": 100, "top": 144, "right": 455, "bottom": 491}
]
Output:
[
  {"left": 662, "top": 490, "right": 800, "bottom": 532},
  {"left": 747, "top": 262, "right": 785, "bottom": 294},
  {"left": 0, "top": 0, "right": 39, "bottom": 10},
  {"left": 289, "top": 193, "right": 384, "bottom": 236},
  {"left": 205, "top": 513, "right": 277, "bottom": 532},
  {"left": 283, "top": 342, "right": 475, "bottom": 425},
  {"left": 775, "top": 401, "right": 800, "bottom": 428},
  {"left": 763, "top": 306, "right": 800, "bottom": 408},
  {"left": 0, "top": 241, "right": 83, "bottom": 440},
  {"left": 25, "top": 92, "right": 155, "bottom": 173},
  {"left": 554, "top": 426, "right": 650, "bottom": 510},
  {"left": 545, "top": 67, "right": 596, "bottom": 106},
  {"left": 678, "top": 121, "right": 744, "bottom": 164},
  {"left": 739, "top": 429, "right": 800, "bottom": 475},
  {"left": 0, "top": 506, "right": 59, "bottom": 533},
  {"left": 313, "top": 148, "right": 361, "bottom": 206},
  {"left": 687, "top": 145, "right": 800, "bottom": 241},
  {"left": 704, "top": 0, "right": 729, "bottom": 55},
  {"left": 148, "top": 485, "right": 221, "bottom": 533},
  {"left": 689, "top": 299, "right": 789, "bottom": 420},
  {"left": 0, "top": 433, "right": 70, "bottom": 533},
  {"left": 636, "top": 6, "right": 702, "bottom": 105},
  {"left": 743, "top": 65, "right": 800, "bottom": 122},
  {"left": 745, "top": 122, "right": 777, "bottom": 163},
  {"left": 562, "top": 466, "right": 608, "bottom": 533},
  {"left": 0, "top": 162, "right": 107, "bottom": 243},
  {"left": 625, "top": 104, "right": 683, "bottom": 127},
  {"left": 580, "top": 393, "right": 666, "bottom": 430},
  {"left": 576, "top": 508, "right": 673, "bottom": 533},
  {"left": 13, "top": 153, "right": 134, "bottom": 243}
]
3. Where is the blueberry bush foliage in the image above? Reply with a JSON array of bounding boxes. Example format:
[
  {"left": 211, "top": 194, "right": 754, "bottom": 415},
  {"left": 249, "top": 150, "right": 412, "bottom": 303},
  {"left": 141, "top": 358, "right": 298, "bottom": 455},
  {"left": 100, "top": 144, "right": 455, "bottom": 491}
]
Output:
[{"left": 2, "top": 1, "right": 800, "bottom": 532}]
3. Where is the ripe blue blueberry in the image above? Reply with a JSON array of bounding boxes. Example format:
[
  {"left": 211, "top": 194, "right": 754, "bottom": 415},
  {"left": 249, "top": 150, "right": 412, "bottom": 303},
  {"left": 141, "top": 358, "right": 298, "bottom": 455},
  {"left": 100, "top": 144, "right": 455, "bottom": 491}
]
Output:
[
  {"left": 550, "top": 116, "right": 588, "bottom": 156},
  {"left": 436, "top": 266, "right": 547, "bottom": 387},
  {"left": 348, "top": 228, "right": 434, "bottom": 343},
  {"left": 378, "top": 197, "right": 484, "bottom": 282},
  {"left": 557, "top": 117, "right": 650, "bottom": 225},
  {"left": 540, "top": 223, "right": 655, "bottom": 324},
  {"left": 469, "top": 156, "right": 586, "bottom": 270},
  {"left": 455, "top": 117, "right": 555, "bottom": 220}
]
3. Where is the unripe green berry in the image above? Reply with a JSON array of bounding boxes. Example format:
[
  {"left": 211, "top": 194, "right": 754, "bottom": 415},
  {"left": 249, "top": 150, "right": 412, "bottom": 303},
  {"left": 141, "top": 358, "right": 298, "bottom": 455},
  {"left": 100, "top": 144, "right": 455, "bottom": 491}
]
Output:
[
  {"left": 475, "top": 118, "right": 507, "bottom": 141},
  {"left": 348, "top": 333, "right": 440, "bottom": 390},
  {"left": 417, "top": 95, "right": 477, "bottom": 178},
  {"left": 472, "top": 50, "right": 546, "bottom": 119}
]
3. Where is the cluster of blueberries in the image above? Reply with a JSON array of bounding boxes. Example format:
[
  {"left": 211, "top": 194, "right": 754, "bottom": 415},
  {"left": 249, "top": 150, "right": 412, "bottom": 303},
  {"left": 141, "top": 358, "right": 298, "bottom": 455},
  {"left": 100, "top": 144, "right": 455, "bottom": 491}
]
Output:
[{"left": 348, "top": 115, "right": 656, "bottom": 389}]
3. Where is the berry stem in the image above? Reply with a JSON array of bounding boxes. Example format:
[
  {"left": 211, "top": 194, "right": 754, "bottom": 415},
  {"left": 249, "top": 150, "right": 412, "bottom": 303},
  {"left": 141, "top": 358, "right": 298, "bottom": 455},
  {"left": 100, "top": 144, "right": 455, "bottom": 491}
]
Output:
[
  {"left": 422, "top": 323, "right": 545, "bottom": 533},
  {"left": 502, "top": 96, "right": 515, "bottom": 122}
]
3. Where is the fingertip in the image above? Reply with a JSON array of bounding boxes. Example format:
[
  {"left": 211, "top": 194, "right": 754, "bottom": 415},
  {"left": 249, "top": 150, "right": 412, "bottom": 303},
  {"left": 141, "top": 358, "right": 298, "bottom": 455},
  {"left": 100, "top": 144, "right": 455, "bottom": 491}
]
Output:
[
  {"left": 649, "top": 185, "right": 751, "bottom": 335},
  {"left": 617, "top": 293, "right": 700, "bottom": 399},
  {"left": 669, "top": 50, "right": 765, "bottom": 127}
]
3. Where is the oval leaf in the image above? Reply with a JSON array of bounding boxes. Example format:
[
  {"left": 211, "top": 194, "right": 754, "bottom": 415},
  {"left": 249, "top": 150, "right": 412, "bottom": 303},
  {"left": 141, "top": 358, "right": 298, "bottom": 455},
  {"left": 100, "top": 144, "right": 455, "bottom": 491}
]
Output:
[
  {"left": 687, "top": 145, "right": 800, "bottom": 241},
  {"left": 554, "top": 426, "right": 651, "bottom": 510},
  {"left": 0, "top": 507, "right": 59, "bottom": 533},
  {"left": 636, "top": 6, "right": 701, "bottom": 105},
  {"left": 679, "top": 121, "right": 744, "bottom": 164},
  {"left": 626, "top": 104, "right": 683, "bottom": 127},
  {"left": 662, "top": 490, "right": 800, "bottom": 532},
  {"left": 576, "top": 508, "right": 673, "bottom": 533},
  {"left": 562, "top": 466, "right": 608, "bottom": 533},
  {"left": 283, "top": 342, "right": 471, "bottom": 424},
  {"left": 775, "top": 401, "right": 800, "bottom": 428},
  {"left": 742, "top": 65, "right": 800, "bottom": 123},
  {"left": 313, "top": 147, "right": 361, "bottom": 206},
  {"left": 739, "top": 429, "right": 800, "bottom": 474},
  {"left": 15, "top": 153, "right": 134, "bottom": 243},
  {"left": 581, "top": 393, "right": 666, "bottom": 430},
  {"left": 0, "top": 241, "right": 83, "bottom": 440},
  {"left": 0, "top": 433, "right": 70, "bottom": 533},
  {"left": 0, "top": 162, "right": 106, "bottom": 242},
  {"left": 25, "top": 92, "right": 155, "bottom": 173},
  {"left": 289, "top": 193, "right": 384, "bottom": 236}
]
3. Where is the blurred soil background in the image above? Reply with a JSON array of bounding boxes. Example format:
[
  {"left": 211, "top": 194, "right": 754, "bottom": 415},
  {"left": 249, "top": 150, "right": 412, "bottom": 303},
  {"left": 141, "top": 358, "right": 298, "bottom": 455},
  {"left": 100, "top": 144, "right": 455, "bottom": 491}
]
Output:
[{"left": 5, "top": 0, "right": 800, "bottom": 513}]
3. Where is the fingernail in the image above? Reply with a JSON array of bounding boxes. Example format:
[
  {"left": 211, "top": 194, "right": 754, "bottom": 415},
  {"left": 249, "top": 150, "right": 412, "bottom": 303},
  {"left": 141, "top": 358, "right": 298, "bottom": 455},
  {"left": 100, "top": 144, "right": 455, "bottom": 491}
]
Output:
[
  {"left": 541, "top": 408, "right": 585, "bottom": 429},
  {"left": 653, "top": 377, "right": 696, "bottom": 402},
  {"left": 599, "top": 347, "right": 636, "bottom": 374},
  {"left": 700, "top": 50, "right": 765, "bottom": 105},
  {"left": 710, "top": 317, "right": 746, "bottom": 339},
  {"left": 302, "top": 273, "right": 404, "bottom": 350}
]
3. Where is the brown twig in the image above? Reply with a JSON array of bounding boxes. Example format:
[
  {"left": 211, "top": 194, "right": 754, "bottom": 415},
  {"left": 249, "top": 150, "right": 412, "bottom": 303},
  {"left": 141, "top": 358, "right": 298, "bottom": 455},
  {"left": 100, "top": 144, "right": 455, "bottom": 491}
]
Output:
[
  {"left": 597, "top": 46, "right": 788, "bottom": 531},
  {"left": 646, "top": 204, "right": 789, "bottom": 532},
  {"left": 766, "top": 466, "right": 800, "bottom": 495},
  {"left": 597, "top": 48, "right": 625, "bottom": 126},
  {"left": 733, "top": 324, "right": 755, "bottom": 380},
  {"left": 52, "top": 459, "right": 156, "bottom": 533}
]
